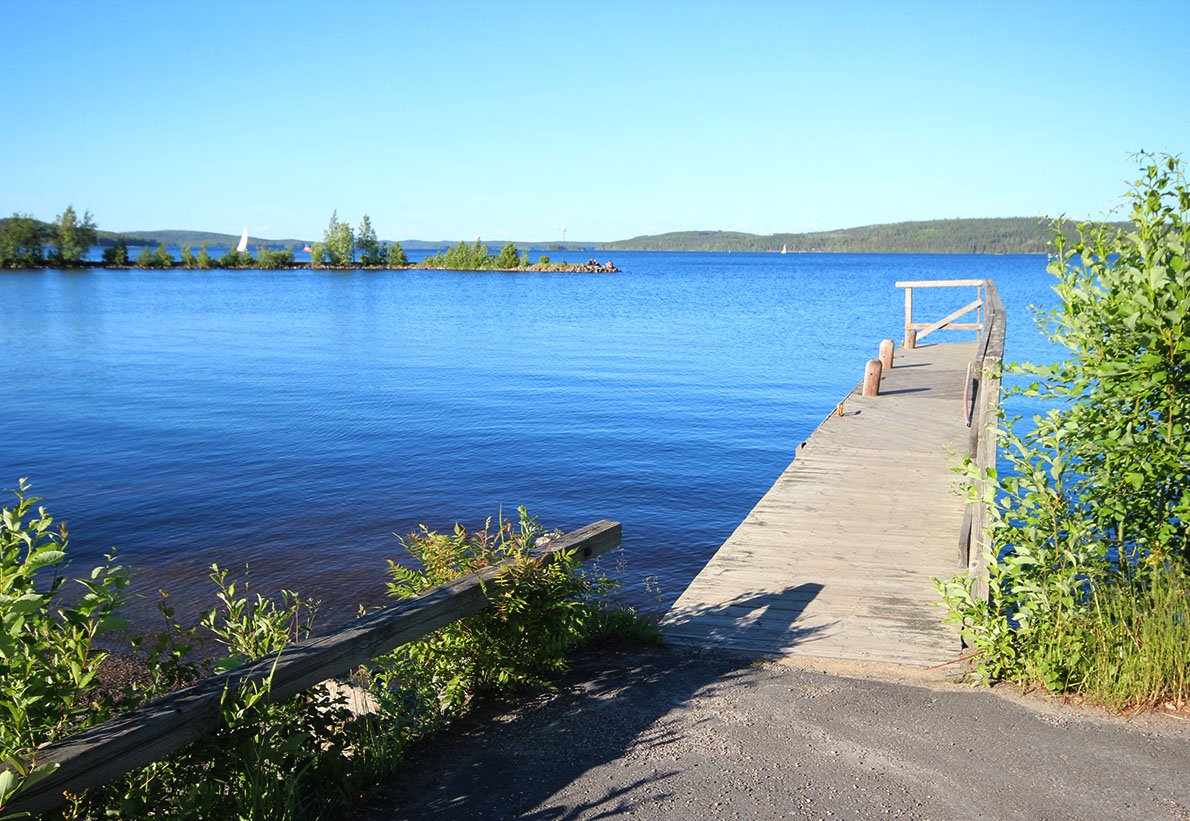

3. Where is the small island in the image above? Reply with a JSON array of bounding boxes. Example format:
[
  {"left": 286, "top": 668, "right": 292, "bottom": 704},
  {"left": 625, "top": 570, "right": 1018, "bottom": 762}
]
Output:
[{"left": 0, "top": 209, "right": 618, "bottom": 273}]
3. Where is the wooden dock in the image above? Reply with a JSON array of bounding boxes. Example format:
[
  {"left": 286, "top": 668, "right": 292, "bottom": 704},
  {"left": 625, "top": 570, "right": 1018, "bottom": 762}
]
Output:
[{"left": 663, "top": 280, "right": 1004, "bottom": 667}]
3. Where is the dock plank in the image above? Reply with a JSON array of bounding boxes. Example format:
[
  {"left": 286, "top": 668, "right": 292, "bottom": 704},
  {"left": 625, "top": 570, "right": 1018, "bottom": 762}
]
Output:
[{"left": 662, "top": 342, "right": 975, "bottom": 667}]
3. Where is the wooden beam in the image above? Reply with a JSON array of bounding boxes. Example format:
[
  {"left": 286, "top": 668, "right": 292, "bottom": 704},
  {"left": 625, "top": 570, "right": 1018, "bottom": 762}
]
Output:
[
  {"left": 908, "top": 322, "right": 981, "bottom": 331},
  {"left": 899, "top": 286, "right": 909, "bottom": 342},
  {"left": 915, "top": 298, "right": 982, "bottom": 343},
  {"left": 894, "top": 279, "right": 984, "bottom": 288},
  {"left": 6, "top": 520, "right": 622, "bottom": 816}
]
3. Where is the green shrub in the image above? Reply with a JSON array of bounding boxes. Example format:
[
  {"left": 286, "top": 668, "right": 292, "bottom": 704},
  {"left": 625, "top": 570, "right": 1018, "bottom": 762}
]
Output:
[
  {"left": 0, "top": 487, "right": 643, "bottom": 817},
  {"left": 385, "top": 242, "right": 408, "bottom": 267},
  {"left": 101, "top": 240, "right": 129, "bottom": 266},
  {"left": 0, "top": 214, "right": 48, "bottom": 268},
  {"left": 0, "top": 480, "right": 130, "bottom": 809},
  {"left": 379, "top": 508, "right": 609, "bottom": 717},
  {"left": 257, "top": 246, "right": 295, "bottom": 269},
  {"left": 940, "top": 154, "right": 1190, "bottom": 709},
  {"left": 494, "top": 242, "right": 522, "bottom": 269}
]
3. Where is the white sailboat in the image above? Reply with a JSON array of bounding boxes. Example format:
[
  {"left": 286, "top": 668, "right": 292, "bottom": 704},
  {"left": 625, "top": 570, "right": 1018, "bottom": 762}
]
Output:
[
  {"left": 780, "top": 243, "right": 788, "bottom": 254},
  {"left": 236, "top": 227, "right": 249, "bottom": 254}
]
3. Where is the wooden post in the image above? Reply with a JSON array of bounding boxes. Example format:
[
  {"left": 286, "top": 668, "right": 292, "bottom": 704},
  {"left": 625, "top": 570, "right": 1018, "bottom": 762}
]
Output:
[
  {"left": 862, "top": 359, "right": 882, "bottom": 396},
  {"left": 903, "top": 286, "right": 913, "bottom": 347},
  {"left": 879, "top": 338, "right": 894, "bottom": 370},
  {"left": 905, "top": 328, "right": 917, "bottom": 349}
]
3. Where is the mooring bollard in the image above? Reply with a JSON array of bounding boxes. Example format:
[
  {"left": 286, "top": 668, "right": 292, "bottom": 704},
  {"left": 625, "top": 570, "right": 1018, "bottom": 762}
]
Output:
[
  {"left": 905, "top": 328, "right": 917, "bottom": 349},
  {"left": 879, "top": 338, "right": 894, "bottom": 370},
  {"left": 862, "top": 358, "right": 883, "bottom": 397}
]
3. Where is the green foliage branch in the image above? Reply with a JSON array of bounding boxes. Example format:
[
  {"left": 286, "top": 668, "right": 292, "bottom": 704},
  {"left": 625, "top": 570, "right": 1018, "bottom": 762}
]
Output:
[
  {"left": 0, "top": 214, "right": 49, "bottom": 268},
  {"left": 0, "top": 480, "right": 129, "bottom": 809},
  {"left": 939, "top": 154, "right": 1190, "bottom": 708},
  {"left": 0, "top": 486, "right": 648, "bottom": 818}
]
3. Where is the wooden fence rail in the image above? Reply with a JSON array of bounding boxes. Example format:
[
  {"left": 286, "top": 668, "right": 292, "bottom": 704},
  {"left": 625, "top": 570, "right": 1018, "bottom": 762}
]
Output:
[
  {"left": 7, "top": 520, "right": 622, "bottom": 816},
  {"left": 895, "top": 278, "right": 985, "bottom": 347},
  {"left": 959, "top": 280, "right": 1005, "bottom": 600}
]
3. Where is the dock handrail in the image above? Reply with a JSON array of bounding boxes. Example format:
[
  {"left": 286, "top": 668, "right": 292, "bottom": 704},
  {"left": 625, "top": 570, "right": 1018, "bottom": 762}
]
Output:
[
  {"left": 961, "top": 279, "right": 1005, "bottom": 599},
  {"left": 5, "top": 520, "right": 622, "bottom": 816},
  {"left": 894, "top": 278, "right": 984, "bottom": 347},
  {"left": 894, "top": 278, "right": 1004, "bottom": 597}
]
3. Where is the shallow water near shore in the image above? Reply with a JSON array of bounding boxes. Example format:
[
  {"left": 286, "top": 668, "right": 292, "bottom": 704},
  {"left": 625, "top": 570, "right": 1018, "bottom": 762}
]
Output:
[{"left": 1, "top": 252, "right": 1058, "bottom": 627}]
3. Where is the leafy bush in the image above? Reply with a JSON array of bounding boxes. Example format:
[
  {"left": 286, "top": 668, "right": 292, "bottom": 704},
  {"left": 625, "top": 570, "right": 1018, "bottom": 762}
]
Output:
[
  {"left": 0, "top": 485, "right": 645, "bottom": 817},
  {"left": 50, "top": 206, "right": 96, "bottom": 266},
  {"left": 257, "top": 246, "right": 295, "bottom": 269},
  {"left": 385, "top": 242, "right": 408, "bottom": 267},
  {"left": 494, "top": 242, "right": 522, "bottom": 269},
  {"left": 101, "top": 240, "right": 129, "bottom": 266},
  {"left": 219, "top": 247, "right": 248, "bottom": 268},
  {"left": 322, "top": 211, "right": 354, "bottom": 266},
  {"left": 0, "top": 480, "right": 129, "bottom": 809},
  {"left": 0, "top": 214, "right": 49, "bottom": 268},
  {"left": 356, "top": 214, "right": 381, "bottom": 266},
  {"left": 940, "top": 154, "right": 1190, "bottom": 709},
  {"left": 154, "top": 243, "right": 174, "bottom": 269},
  {"left": 380, "top": 508, "right": 610, "bottom": 717}
]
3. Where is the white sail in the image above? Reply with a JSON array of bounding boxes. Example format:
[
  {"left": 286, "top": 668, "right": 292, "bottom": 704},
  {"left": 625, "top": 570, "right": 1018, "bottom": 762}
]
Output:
[
  {"left": 237, "top": 227, "right": 249, "bottom": 253},
  {"left": 780, "top": 243, "right": 787, "bottom": 254}
]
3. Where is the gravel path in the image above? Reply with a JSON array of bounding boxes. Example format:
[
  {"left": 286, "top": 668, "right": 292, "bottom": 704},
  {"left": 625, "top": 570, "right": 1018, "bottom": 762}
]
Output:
[{"left": 354, "top": 648, "right": 1190, "bottom": 820}]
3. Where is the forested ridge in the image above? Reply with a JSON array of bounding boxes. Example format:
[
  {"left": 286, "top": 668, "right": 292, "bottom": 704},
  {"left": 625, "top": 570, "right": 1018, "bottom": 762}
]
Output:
[{"left": 596, "top": 217, "right": 1127, "bottom": 254}]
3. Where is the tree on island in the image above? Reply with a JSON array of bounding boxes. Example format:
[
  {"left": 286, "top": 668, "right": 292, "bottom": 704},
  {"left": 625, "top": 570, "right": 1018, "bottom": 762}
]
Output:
[
  {"left": 0, "top": 213, "right": 49, "bottom": 268},
  {"left": 494, "top": 242, "right": 521, "bottom": 268},
  {"left": 50, "top": 205, "right": 97, "bottom": 265},
  {"left": 356, "top": 214, "right": 381, "bottom": 266},
  {"left": 319, "top": 211, "right": 354, "bottom": 266},
  {"left": 101, "top": 239, "right": 128, "bottom": 266},
  {"left": 385, "top": 241, "right": 408, "bottom": 267}
]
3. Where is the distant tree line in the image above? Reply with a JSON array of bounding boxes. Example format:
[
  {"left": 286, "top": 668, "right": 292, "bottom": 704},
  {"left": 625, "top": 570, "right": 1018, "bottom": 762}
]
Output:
[
  {"left": 596, "top": 218, "right": 1128, "bottom": 254},
  {"left": 417, "top": 239, "right": 531, "bottom": 270},
  {"left": 0, "top": 207, "right": 97, "bottom": 268}
]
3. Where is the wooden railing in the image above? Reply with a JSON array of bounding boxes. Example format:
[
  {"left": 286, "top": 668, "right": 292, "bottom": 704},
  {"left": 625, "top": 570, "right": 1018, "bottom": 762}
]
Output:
[
  {"left": 895, "top": 278, "right": 985, "bottom": 348},
  {"left": 6, "top": 520, "right": 622, "bottom": 816},
  {"left": 894, "top": 278, "right": 1005, "bottom": 598},
  {"left": 960, "top": 280, "right": 1005, "bottom": 600}
]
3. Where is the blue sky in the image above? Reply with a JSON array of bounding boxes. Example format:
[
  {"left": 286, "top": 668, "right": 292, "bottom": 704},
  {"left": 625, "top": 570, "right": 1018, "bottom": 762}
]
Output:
[{"left": 3, "top": 1, "right": 1186, "bottom": 241}]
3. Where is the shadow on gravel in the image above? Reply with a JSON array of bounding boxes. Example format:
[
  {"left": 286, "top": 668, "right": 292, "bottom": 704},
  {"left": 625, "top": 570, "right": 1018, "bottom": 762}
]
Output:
[{"left": 354, "top": 584, "right": 823, "bottom": 820}]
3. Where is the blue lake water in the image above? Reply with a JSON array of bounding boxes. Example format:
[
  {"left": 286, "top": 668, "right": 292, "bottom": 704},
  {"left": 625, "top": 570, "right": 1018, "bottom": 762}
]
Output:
[{"left": 0, "top": 252, "right": 1060, "bottom": 626}]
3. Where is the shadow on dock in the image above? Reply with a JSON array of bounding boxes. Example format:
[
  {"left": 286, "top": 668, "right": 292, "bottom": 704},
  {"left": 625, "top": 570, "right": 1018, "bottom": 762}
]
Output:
[{"left": 661, "top": 583, "right": 830, "bottom": 655}]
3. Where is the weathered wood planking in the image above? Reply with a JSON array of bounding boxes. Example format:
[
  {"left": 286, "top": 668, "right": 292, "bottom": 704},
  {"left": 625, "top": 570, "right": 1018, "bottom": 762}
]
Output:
[
  {"left": 663, "top": 342, "right": 978, "bottom": 667},
  {"left": 7, "top": 520, "right": 621, "bottom": 817}
]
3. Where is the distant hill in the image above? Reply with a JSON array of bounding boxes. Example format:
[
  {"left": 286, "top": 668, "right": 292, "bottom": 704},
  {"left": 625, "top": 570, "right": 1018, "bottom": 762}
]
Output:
[
  {"left": 113, "top": 232, "right": 597, "bottom": 252},
  {"left": 119, "top": 230, "right": 311, "bottom": 249},
  {"left": 595, "top": 218, "right": 1125, "bottom": 254},
  {"left": 5, "top": 215, "right": 1126, "bottom": 256}
]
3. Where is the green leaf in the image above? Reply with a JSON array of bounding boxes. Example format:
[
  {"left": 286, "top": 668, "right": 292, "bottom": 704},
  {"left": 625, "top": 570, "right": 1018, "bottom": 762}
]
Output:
[{"left": 25, "top": 549, "right": 65, "bottom": 570}]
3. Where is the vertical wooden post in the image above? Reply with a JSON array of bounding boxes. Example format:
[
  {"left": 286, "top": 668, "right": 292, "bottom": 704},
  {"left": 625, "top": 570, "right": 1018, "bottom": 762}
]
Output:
[
  {"left": 879, "top": 338, "right": 894, "bottom": 370},
  {"left": 862, "top": 359, "right": 882, "bottom": 396},
  {"left": 906, "top": 328, "right": 917, "bottom": 349},
  {"left": 903, "top": 286, "right": 913, "bottom": 348}
]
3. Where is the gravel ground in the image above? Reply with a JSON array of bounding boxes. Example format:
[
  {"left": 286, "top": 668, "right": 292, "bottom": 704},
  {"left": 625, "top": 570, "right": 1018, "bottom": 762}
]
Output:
[{"left": 354, "top": 648, "right": 1190, "bottom": 820}]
